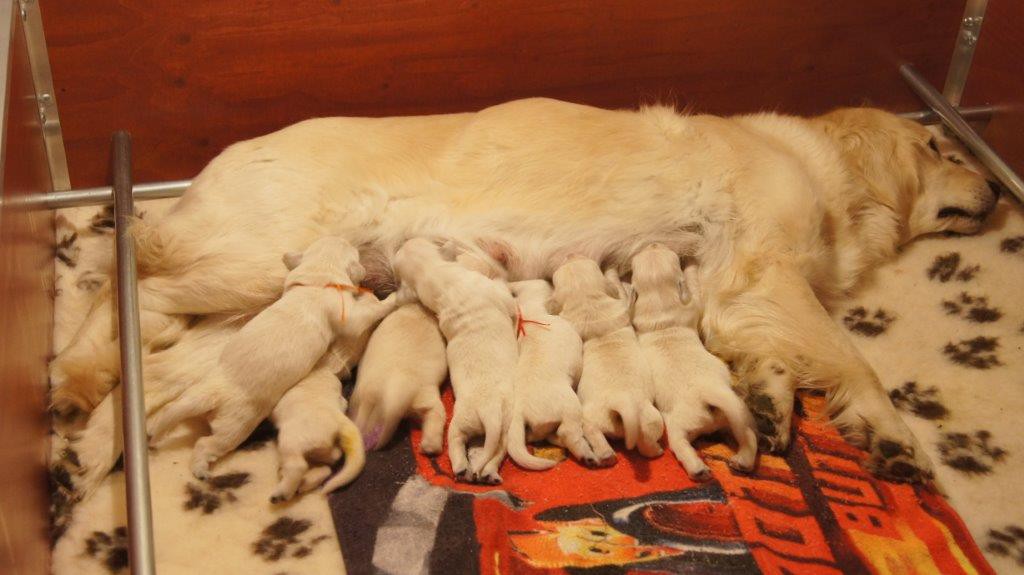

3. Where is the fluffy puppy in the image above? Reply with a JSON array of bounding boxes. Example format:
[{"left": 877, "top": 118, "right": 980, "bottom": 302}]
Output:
[
  {"left": 147, "top": 236, "right": 398, "bottom": 479},
  {"left": 350, "top": 303, "right": 449, "bottom": 454},
  {"left": 270, "top": 364, "right": 365, "bottom": 502},
  {"left": 631, "top": 244, "right": 758, "bottom": 479},
  {"left": 506, "top": 280, "right": 606, "bottom": 469},
  {"left": 392, "top": 237, "right": 517, "bottom": 483},
  {"left": 549, "top": 256, "right": 664, "bottom": 458}
]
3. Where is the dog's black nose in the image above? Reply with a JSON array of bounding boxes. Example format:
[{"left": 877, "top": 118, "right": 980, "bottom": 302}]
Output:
[{"left": 988, "top": 180, "right": 1004, "bottom": 200}]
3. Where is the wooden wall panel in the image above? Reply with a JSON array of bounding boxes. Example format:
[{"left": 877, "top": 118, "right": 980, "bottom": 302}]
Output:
[
  {"left": 0, "top": 4, "right": 55, "bottom": 574},
  {"left": 40, "top": 0, "right": 964, "bottom": 188},
  {"left": 962, "top": 0, "right": 1024, "bottom": 176}
]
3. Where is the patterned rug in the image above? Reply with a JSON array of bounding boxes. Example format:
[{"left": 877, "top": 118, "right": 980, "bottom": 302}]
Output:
[{"left": 49, "top": 199, "right": 1024, "bottom": 574}]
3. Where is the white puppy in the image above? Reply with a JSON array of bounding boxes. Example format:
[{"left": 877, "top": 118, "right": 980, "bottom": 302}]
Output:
[
  {"left": 549, "top": 256, "right": 664, "bottom": 459},
  {"left": 350, "top": 303, "right": 449, "bottom": 454},
  {"left": 147, "top": 236, "right": 398, "bottom": 479},
  {"left": 270, "top": 363, "right": 365, "bottom": 502},
  {"left": 631, "top": 244, "right": 758, "bottom": 479},
  {"left": 506, "top": 280, "right": 608, "bottom": 469},
  {"left": 392, "top": 237, "right": 517, "bottom": 483}
]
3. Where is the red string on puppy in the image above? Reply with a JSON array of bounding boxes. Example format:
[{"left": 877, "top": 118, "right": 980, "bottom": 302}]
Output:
[
  {"left": 293, "top": 282, "right": 374, "bottom": 323},
  {"left": 516, "top": 304, "right": 550, "bottom": 338}
]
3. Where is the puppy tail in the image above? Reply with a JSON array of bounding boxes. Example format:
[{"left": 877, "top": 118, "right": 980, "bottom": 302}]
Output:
[
  {"left": 506, "top": 410, "right": 557, "bottom": 471},
  {"left": 146, "top": 385, "right": 210, "bottom": 441},
  {"left": 321, "top": 411, "right": 367, "bottom": 493}
]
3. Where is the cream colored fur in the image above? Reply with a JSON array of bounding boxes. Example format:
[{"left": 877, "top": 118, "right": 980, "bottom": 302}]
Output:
[
  {"left": 392, "top": 238, "right": 518, "bottom": 483},
  {"left": 631, "top": 244, "right": 758, "bottom": 479},
  {"left": 146, "top": 237, "right": 397, "bottom": 479},
  {"left": 550, "top": 256, "right": 665, "bottom": 459},
  {"left": 53, "top": 98, "right": 995, "bottom": 480},
  {"left": 506, "top": 280, "right": 602, "bottom": 470},
  {"left": 350, "top": 303, "right": 449, "bottom": 454}
]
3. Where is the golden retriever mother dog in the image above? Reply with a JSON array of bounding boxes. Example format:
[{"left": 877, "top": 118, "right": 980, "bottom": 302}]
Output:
[{"left": 51, "top": 98, "right": 997, "bottom": 482}]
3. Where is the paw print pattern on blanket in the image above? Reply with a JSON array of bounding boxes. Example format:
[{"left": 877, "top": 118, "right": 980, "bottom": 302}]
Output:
[
  {"left": 942, "top": 336, "right": 1002, "bottom": 369},
  {"left": 927, "top": 252, "right": 980, "bottom": 282},
  {"left": 986, "top": 525, "right": 1024, "bottom": 566},
  {"left": 937, "top": 430, "right": 1008, "bottom": 475},
  {"left": 84, "top": 526, "right": 128, "bottom": 574},
  {"left": 942, "top": 292, "right": 1002, "bottom": 323},
  {"left": 184, "top": 472, "right": 251, "bottom": 514},
  {"left": 888, "top": 381, "right": 949, "bottom": 420},
  {"left": 56, "top": 231, "right": 79, "bottom": 268},
  {"left": 1000, "top": 235, "right": 1024, "bottom": 255},
  {"left": 252, "top": 517, "right": 331, "bottom": 562},
  {"left": 842, "top": 306, "right": 895, "bottom": 337}
]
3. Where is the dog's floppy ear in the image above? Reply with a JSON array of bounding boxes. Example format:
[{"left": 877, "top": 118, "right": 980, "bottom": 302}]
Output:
[
  {"left": 347, "top": 259, "right": 367, "bottom": 284},
  {"left": 282, "top": 251, "right": 304, "bottom": 271},
  {"left": 546, "top": 290, "right": 565, "bottom": 315},
  {"left": 439, "top": 239, "right": 460, "bottom": 261},
  {"left": 603, "top": 268, "right": 626, "bottom": 299}
]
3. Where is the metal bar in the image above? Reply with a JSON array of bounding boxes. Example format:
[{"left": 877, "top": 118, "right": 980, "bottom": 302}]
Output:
[
  {"left": 19, "top": 0, "right": 69, "bottom": 190},
  {"left": 901, "top": 64, "right": 1024, "bottom": 203},
  {"left": 943, "top": 0, "right": 988, "bottom": 107},
  {"left": 897, "top": 104, "right": 995, "bottom": 125},
  {"left": 112, "top": 131, "right": 157, "bottom": 575},
  {"left": 1, "top": 179, "right": 191, "bottom": 210}
]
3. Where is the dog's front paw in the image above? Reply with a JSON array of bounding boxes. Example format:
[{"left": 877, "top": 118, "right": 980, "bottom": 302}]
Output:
[{"left": 865, "top": 435, "right": 934, "bottom": 483}]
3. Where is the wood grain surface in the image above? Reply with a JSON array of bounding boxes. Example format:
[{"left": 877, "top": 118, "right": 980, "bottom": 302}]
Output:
[
  {"left": 41, "top": 0, "right": 963, "bottom": 187},
  {"left": 0, "top": 5, "right": 55, "bottom": 573}
]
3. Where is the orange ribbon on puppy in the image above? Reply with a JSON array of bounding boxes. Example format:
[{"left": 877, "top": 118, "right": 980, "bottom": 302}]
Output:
[{"left": 516, "top": 304, "right": 550, "bottom": 338}]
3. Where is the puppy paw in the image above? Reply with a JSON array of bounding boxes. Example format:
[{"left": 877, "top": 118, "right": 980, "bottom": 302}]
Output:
[
  {"left": 690, "top": 466, "right": 713, "bottom": 482},
  {"left": 727, "top": 454, "right": 756, "bottom": 474},
  {"left": 865, "top": 435, "right": 934, "bottom": 483},
  {"left": 419, "top": 434, "right": 443, "bottom": 456}
]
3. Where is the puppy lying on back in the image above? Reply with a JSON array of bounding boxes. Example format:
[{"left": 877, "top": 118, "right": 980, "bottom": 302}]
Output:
[
  {"left": 392, "top": 237, "right": 518, "bottom": 483},
  {"left": 550, "top": 256, "right": 664, "bottom": 459},
  {"left": 350, "top": 303, "right": 449, "bottom": 454},
  {"left": 631, "top": 244, "right": 758, "bottom": 479},
  {"left": 506, "top": 280, "right": 608, "bottom": 469},
  {"left": 147, "top": 236, "right": 399, "bottom": 479}
]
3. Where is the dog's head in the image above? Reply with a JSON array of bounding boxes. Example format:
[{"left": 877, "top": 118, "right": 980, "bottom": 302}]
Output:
[
  {"left": 283, "top": 236, "right": 364, "bottom": 285},
  {"left": 510, "top": 279, "right": 553, "bottom": 305},
  {"left": 817, "top": 108, "right": 998, "bottom": 241}
]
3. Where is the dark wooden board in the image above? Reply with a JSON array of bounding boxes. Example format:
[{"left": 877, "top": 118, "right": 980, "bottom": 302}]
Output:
[{"left": 41, "top": 0, "right": 963, "bottom": 187}]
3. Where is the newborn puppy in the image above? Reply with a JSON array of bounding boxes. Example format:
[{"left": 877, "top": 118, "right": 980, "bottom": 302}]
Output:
[
  {"left": 147, "top": 236, "right": 398, "bottom": 479},
  {"left": 507, "top": 280, "right": 606, "bottom": 469},
  {"left": 350, "top": 303, "right": 449, "bottom": 454},
  {"left": 549, "top": 256, "right": 664, "bottom": 459},
  {"left": 631, "top": 244, "right": 758, "bottom": 479},
  {"left": 270, "top": 364, "right": 365, "bottom": 502},
  {"left": 392, "top": 237, "right": 517, "bottom": 483}
]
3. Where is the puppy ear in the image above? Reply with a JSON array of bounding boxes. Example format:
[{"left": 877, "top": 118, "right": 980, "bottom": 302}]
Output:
[
  {"left": 603, "top": 269, "right": 625, "bottom": 299},
  {"left": 282, "top": 251, "right": 304, "bottom": 271},
  {"left": 439, "top": 239, "right": 460, "bottom": 261},
  {"left": 347, "top": 260, "right": 367, "bottom": 284},
  {"left": 546, "top": 291, "right": 565, "bottom": 315}
]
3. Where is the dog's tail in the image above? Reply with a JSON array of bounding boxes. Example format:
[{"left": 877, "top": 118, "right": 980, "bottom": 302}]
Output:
[
  {"left": 131, "top": 217, "right": 186, "bottom": 276},
  {"left": 506, "top": 409, "right": 557, "bottom": 471},
  {"left": 320, "top": 411, "right": 367, "bottom": 493}
]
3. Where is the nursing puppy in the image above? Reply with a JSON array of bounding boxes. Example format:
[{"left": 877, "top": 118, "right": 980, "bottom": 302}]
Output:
[
  {"left": 506, "top": 280, "right": 606, "bottom": 469},
  {"left": 631, "top": 244, "right": 758, "bottom": 479},
  {"left": 147, "top": 236, "right": 398, "bottom": 479},
  {"left": 392, "top": 237, "right": 517, "bottom": 483},
  {"left": 350, "top": 303, "right": 449, "bottom": 454},
  {"left": 550, "top": 256, "right": 664, "bottom": 459}
]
